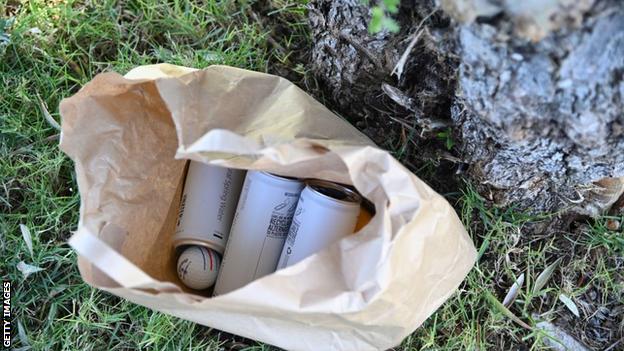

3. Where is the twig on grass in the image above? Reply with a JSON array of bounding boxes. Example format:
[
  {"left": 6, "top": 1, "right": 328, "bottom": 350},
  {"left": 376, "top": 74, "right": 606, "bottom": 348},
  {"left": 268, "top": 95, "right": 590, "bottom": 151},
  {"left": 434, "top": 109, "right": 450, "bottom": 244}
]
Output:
[
  {"left": 246, "top": 8, "right": 288, "bottom": 58},
  {"left": 9, "top": 134, "right": 59, "bottom": 157},
  {"left": 36, "top": 93, "right": 61, "bottom": 131},
  {"left": 336, "top": 30, "right": 384, "bottom": 70},
  {"left": 485, "top": 290, "right": 532, "bottom": 330}
]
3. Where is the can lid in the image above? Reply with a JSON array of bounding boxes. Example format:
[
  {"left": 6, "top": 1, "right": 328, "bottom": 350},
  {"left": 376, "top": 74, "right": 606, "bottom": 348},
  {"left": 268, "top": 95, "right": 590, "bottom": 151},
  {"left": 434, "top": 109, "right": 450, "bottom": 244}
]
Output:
[
  {"left": 305, "top": 179, "right": 361, "bottom": 205},
  {"left": 260, "top": 171, "right": 300, "bottom": 182},
  {"left": 172, "top": 238, "right": 225, "bottom": 255}
]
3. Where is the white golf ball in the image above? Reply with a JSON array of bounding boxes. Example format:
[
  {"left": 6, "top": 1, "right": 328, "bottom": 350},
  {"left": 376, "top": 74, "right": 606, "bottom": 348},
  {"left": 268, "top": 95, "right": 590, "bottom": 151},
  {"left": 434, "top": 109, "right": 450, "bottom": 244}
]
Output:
[{"left": 177, "top": 246, "right": 220, "bottom": 290}]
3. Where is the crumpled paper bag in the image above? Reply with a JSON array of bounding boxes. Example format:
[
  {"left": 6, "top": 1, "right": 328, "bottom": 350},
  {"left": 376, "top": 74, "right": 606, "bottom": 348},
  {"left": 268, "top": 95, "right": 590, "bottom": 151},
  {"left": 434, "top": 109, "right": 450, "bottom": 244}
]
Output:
[{"left": 59, "top": 64, "right": 477, "bottom": 351}]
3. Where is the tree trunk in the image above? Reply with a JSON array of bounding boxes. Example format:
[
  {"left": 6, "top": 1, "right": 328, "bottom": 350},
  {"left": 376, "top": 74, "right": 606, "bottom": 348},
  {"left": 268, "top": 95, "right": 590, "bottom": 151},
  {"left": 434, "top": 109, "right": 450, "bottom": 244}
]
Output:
[{"left": 308, "top": 0, "right": 624, "bottom": 218}]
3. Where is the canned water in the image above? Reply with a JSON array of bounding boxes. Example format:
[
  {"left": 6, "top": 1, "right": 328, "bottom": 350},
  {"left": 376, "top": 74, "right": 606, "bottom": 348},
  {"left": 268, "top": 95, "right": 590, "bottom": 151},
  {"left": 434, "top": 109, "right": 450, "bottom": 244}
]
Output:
[
  {"left": 172, "top": 161, "right": 246, "bottom": 254},
  {"left": 277, "top": 180, "right": 361, "bottom": 270},
  {"left": 213, "top": 171, "right": 304, "bottom": 295}
]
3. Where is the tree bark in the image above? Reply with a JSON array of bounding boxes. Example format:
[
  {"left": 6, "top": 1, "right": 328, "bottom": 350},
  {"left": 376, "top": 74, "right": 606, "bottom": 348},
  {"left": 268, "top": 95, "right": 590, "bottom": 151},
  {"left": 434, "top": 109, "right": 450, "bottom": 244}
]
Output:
[{"left": 308, "top": 0, "right": 624, "bottom": 217}]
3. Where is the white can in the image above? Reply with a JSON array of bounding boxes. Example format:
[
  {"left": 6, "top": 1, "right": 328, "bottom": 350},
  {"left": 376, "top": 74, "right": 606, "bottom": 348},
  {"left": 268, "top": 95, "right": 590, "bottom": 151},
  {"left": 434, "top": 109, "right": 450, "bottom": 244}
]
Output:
[
  {"left": 277, "top": 180, "right": 361, "bottom": 270},
  {"left": 213, "top": 171, "right": 304, "bottom": 295},
  {"left": 172, "top": 161, "right": 246, "bottom": 254}
]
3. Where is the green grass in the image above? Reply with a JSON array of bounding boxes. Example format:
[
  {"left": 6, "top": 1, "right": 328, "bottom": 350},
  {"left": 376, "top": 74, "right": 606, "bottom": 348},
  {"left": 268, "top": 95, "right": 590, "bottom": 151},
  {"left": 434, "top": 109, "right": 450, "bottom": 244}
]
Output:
[
  {"left": 1, "top": 0, "right": 282, "bottom": 349},
  {"left": 399, "top": 186, "right": 623, "bottom": 350},
  {"left": 1, "top": 1, "right": 622, "bottom": 350}
]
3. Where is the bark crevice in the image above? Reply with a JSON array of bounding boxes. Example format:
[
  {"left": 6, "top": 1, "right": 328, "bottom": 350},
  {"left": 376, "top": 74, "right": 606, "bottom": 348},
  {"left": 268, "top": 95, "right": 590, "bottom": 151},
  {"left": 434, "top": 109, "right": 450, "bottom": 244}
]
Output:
[{"left": 308, "top": 0, "right": 624, "bottom": 216}]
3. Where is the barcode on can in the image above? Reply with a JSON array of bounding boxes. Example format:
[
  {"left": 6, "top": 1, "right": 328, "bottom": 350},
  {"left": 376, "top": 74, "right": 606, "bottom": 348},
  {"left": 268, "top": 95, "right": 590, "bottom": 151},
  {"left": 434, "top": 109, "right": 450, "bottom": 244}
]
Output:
[{"left": 286, "top": 218, "right": 300, "bottom": 245}]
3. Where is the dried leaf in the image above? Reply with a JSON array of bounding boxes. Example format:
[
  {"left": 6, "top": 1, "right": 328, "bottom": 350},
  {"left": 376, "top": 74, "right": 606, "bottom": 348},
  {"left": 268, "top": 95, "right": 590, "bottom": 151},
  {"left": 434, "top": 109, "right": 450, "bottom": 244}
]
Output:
[
  {"left": 559, "top": 294, "right": 580, "bottom": 318},
  {"left": 533, "top": 258, "right": 562, "bottom": 295},
  {"left": 381, "top": 83, "right": 414, "bottom": 110},
  {"left": 485, "top": 290, "right": 532, "bottom": 330},
  {"left": 49, "top": 285, "right": 67, "bottom": 298},
  {"left": 19, "top": 224, "right": 33, "bottom": 257},
  {"left": 27, "top": 27, "right": 41, "bottom": 35},
  {"left": 17, "top": 320, "right": 30, "bottom": 349},
  {"left": 536, "top": 320, "right": 590, "bottom": 351},
  {"left": 16, "top": 261, "right": 44, "bottom": 279},
  {"left": 606, "top": 219, "right": 620, "bottom": 231},
  {"left": 503, "top": 273, "right": 525, "bottom": 306}
]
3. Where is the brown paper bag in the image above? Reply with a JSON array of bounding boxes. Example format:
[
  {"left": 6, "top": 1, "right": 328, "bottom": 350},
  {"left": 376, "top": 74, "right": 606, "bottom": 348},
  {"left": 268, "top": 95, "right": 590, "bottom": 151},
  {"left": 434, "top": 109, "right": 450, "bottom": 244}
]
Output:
[{"left": 59, "top": 64, "right": 477, "bottom": 351}]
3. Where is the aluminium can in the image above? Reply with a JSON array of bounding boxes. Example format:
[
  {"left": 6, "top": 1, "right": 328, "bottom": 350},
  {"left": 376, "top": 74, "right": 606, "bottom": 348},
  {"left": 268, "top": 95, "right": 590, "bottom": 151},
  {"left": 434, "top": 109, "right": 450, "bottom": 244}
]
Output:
[
  {"left": 277, "top": 179, "right": 361, "bottom": 270},
  {"left": 213, "top": 171, "right": 304, "bottom": 295},
  {"left": 172, "top": 161, "right": 246, "bottom": 254}
]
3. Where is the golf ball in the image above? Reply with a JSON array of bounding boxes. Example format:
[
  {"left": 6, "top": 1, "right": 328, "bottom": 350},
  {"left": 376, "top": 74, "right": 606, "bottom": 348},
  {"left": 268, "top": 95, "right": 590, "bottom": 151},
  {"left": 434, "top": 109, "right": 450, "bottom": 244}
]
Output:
[{"left": 177, "top": 246, "right": 220, "bottom": 290}]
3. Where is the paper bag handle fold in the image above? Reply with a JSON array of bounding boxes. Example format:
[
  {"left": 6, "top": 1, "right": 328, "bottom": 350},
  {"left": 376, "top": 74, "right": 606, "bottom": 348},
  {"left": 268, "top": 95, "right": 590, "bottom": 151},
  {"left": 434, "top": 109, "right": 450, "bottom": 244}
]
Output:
[{"left": 69, "top": 228, "right": 180, "bottom": 292}]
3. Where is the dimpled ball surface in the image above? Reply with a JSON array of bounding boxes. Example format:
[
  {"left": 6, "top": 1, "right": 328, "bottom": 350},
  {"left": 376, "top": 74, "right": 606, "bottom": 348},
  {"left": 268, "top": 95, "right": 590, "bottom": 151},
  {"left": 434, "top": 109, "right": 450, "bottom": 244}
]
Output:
[{"left": 177, "top": 246, "right": 220, "bottom": 290}]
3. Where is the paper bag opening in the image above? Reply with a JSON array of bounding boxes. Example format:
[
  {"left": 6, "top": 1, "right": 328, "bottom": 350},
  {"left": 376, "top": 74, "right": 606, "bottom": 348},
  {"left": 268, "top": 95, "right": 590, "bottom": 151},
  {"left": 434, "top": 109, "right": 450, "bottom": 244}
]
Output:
[{"left": 60, "top": 64, "right": 477, "bottom": 351}]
